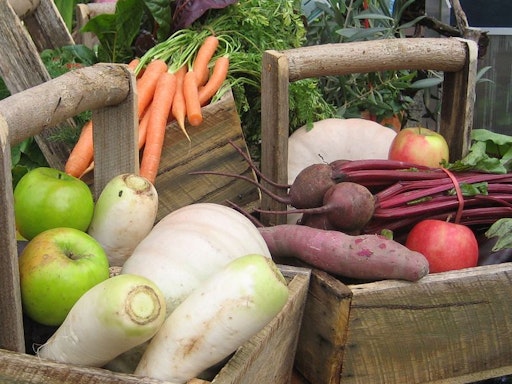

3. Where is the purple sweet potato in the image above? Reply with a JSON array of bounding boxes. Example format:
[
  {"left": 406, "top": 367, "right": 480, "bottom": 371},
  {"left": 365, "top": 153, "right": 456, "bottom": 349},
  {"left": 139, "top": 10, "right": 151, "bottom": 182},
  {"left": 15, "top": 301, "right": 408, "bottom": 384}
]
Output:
[{"left": 259, "top": 224, "right": 429, "bottom": 281}]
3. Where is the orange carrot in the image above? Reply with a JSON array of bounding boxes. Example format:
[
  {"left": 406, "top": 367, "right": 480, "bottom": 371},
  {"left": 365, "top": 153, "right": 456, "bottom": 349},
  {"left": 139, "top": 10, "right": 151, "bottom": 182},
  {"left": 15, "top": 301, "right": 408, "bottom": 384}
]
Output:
[
  {"left": 136, "top": 59, "right": 168, "bottom": 118},
  {"left": 171, "top": 65, "right": 190, "bottom": 140},
  {"left": 127, "top": 58, "right": 140, "bottom": 71},
  {"left": 138, "top": 107, "right": 151, "bottom": 150},
  {"left": 139, "top": 71, "right": 177, "bottom": 184},
  {"left": 65, "top": 120, "right": 94, "bottom": 178},
  {"left": 198, "top": 55, "right": 229, "bottom": 106},
  {"left": 183, "top": 70, "right": 203, "bottom": 127},
  {"left": 192, "top": 35, "right": 219, "bottom": 87}
]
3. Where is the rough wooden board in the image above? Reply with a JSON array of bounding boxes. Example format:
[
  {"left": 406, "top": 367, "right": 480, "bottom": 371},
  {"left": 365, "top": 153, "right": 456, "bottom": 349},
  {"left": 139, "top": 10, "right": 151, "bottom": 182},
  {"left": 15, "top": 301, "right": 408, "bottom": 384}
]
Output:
[
  {"left": 21, "top": 0, "right": 74, "bottom": 51},
  {"left": 440, "top": 38, "right": 478, "bottom": 162},
  {"left": 0, "top": 115, "right": 25, "bottom": 354},
  {"left": 294, "top": 269, "right": 352, "bottom": 384},
  {"left": 0, "top": 266, "right": 310, "bottom": 384},
  {"left": 339, "top": 263, "right": 512, "bottom": 384},
  {"left": 92, "top": 64, "right": 139, "bottom": 198},
  {"left": 154, "top": 91, "right": 260, "bottom": 221}
]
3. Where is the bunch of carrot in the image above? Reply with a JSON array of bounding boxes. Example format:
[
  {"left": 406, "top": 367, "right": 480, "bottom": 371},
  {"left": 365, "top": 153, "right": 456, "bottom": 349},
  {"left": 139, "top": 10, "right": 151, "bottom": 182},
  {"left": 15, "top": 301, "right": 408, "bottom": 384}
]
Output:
[{"left": 64, "top": 34, "right": 230, "bottom": 184}]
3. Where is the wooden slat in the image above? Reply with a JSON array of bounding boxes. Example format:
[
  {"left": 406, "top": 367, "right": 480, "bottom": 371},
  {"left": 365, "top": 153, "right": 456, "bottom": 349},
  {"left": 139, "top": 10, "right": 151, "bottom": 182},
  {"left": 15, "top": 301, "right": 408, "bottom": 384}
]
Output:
[
  {"left": 260, "top": 51, "right": 290, "bottom": 226},
  {"left": 21, "top": 0, "right": 74, "bottom": 51},
  {"left": 0, "top": 115, "right": 25, "bottom": 353},
  {"left": 440, "top": 38, "right": 478, "bottom": 163},
  {"left": 260, "top": 38, "right": 478, "bottom": 225},
  {"left": 340, "top": 263, "right": 512, "bottom": 383},
  {"left": 92, "top": 64, "right": 139, "bottom": 198},
  {"left": 293, "top": 269, "right": 352, "bottom": 384}
]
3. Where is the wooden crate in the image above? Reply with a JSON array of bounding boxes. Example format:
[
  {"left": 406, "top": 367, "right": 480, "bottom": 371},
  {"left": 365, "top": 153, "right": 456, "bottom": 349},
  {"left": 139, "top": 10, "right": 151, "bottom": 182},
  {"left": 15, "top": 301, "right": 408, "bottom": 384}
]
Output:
[
  {"left": 0, "top": 63, "right": 310, "bottom": 383},
  {"left": 0, "top": 265, "right": 310, "bottom": 384},
  {"left": 259, "top": 38, "right": 512, "bottom": 383}
]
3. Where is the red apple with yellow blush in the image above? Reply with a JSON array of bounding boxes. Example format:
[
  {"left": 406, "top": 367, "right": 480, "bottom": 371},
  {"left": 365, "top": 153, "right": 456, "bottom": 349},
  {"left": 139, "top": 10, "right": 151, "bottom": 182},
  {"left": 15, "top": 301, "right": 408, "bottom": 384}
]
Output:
[
  {"left": 388, "top": 127, "right": 449, "bottom": 168},
  {"left": 405, "top": 219, "right": 479, "bottom": 273}
]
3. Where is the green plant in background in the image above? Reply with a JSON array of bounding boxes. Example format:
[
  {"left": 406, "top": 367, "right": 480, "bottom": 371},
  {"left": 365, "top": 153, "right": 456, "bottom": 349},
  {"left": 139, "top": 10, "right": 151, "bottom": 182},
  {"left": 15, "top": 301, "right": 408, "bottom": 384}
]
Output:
[{"left": 303, "top": 0, "right": 441, "bottom": 124}]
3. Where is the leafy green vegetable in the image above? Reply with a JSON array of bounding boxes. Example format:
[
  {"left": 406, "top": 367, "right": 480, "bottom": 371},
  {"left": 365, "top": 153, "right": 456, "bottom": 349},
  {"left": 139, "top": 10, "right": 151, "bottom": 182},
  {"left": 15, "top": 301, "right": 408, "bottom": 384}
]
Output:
[
  {"left": 485, "top": 218, "right": 512, "bottom": 252},
  {"left": 81, "top": 0, "right": 147, "bottom": 63},
  {"left": 447, "top": 129, "right": 512, "bottom": 174}
]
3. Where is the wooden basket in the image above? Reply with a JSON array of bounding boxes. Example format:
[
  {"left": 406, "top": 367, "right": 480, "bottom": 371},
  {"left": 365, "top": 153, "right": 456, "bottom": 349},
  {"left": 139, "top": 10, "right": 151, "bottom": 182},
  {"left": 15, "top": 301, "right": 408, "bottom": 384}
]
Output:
[
  {"left": 259, "top": 37, "right": 512, "bottom": 383},
  {"left": 0, "top": 62, "right": 310, "bottom": 383}
]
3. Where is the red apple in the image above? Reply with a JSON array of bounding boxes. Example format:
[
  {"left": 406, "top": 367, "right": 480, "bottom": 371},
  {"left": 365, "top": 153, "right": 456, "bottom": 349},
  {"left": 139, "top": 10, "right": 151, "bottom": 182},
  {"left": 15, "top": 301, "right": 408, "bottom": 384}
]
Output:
[
  {"left": 388, "top": 127, "right": 449, "bottom": 168},
  {"left": 405, "top": 219, "right": 479, "bottom": 273}
]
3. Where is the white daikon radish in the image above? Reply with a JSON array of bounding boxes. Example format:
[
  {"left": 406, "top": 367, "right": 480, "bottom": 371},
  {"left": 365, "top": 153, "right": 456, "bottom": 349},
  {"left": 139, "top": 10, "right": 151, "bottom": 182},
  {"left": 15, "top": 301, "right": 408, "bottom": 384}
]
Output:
[
  {"left": 121, "top": 203, "right": 271, "bottom": 316},
  {"left": 37, "top": 274, "right": 166, "bottom": 367},
  {"left": 134, "top": 254, "right": 289, "bottom": 383},
  {"left": 87, "top": 173, "right": 158, "bottom": 266}
]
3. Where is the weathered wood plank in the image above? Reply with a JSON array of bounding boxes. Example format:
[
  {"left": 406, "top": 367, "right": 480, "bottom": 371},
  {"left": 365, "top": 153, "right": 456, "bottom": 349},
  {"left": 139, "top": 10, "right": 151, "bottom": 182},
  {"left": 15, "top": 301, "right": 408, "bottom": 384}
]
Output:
[
  {"left": 340, "top": 263, "right": 512, "bottom": 383},
  {"left": 0, "top": 115, "right": 25, "bottom": 353},
  {"left": 92, "top": 64, "right": 139, "bottom": 198},
  {"left": 440, "top": 38, "right": 478, "bottom": 162},
  {"left": 22, "top": 0, "right": 74, "bottom": 51},
  {"left": 260, "top": 50, "right": 290, "bottom": 226},
  {"left": 294, "top": 269, "right": 352, "bottom": 384}
]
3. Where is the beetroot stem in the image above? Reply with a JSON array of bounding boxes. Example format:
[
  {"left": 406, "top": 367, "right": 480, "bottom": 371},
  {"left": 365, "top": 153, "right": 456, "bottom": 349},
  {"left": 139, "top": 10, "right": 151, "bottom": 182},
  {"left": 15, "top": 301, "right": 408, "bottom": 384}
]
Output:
[
  {"left": 188, "top": 169, "right": 291, "bottom": 205},
  {"left": 227, "top": 139, "right": 290, "bottom": 189}
]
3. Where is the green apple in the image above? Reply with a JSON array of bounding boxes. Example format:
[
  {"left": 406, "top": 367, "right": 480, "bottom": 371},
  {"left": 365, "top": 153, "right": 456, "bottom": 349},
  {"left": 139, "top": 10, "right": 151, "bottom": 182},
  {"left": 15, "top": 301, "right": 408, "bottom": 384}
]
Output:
[
  {"left": 19, "top": 227, "right": 110, "bottom": 326},
  {"left": 387, "top": 127, "right": 449, "bottom": 168},
  {"left": 14, "top": 167, "right": 94, "bottom": 240}
]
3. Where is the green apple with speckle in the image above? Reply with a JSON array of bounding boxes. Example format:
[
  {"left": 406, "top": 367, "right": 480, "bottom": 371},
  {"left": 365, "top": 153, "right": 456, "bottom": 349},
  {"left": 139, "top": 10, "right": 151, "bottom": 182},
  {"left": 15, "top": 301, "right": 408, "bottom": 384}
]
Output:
[{"left": 19, "top": 227, "right": 110, "bottom": 326}]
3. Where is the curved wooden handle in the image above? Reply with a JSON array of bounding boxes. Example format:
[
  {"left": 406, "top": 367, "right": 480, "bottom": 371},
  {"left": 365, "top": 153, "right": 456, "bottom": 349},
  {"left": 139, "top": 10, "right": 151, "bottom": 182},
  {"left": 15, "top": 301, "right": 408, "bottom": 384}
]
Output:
[
  {"left": 0, "top": 63, "right": 131, "bottom": 147},
  {"left": 280, "top": 38, "right": 468, "bottom": 82}
]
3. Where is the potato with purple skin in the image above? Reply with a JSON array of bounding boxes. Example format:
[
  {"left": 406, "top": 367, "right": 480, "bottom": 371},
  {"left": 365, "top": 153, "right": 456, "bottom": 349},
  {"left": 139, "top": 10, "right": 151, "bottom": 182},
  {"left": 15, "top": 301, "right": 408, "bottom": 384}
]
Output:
[{"left": 258, "top": 224, "right": 429, "bottom": 281}]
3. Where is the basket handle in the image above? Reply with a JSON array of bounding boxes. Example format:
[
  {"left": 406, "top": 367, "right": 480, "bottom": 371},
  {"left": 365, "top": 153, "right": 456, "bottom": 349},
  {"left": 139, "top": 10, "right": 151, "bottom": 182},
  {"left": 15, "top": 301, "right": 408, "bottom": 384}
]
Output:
[{"left": 260, "top": 37, "right": 478, "bottom": 226}]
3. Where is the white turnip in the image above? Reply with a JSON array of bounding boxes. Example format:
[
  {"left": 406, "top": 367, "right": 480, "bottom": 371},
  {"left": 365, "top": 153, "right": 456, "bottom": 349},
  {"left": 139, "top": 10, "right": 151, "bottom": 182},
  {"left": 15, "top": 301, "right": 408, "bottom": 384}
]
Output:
[
  {"left": 36, "top": 274, "right": 166, "bottom": 367},
  {"left": 134, "top": 254, "right": 289, "bottom": 383},
  {"left": 87, "top": 173, "right": 158, "bottom": 266}
]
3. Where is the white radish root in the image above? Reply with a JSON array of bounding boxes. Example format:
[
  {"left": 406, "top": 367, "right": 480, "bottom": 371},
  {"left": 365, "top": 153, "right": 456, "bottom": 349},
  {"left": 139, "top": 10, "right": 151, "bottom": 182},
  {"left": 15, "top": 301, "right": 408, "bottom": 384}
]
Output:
[
  {"left": 87, "top": 173, "right": 158, "bottom": 266},
  {"left": 134, "top": 254, "right": 289, "bottom": 383},
  {"left": 37, "top": 274, "right": 166, "bottom": 367}
]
